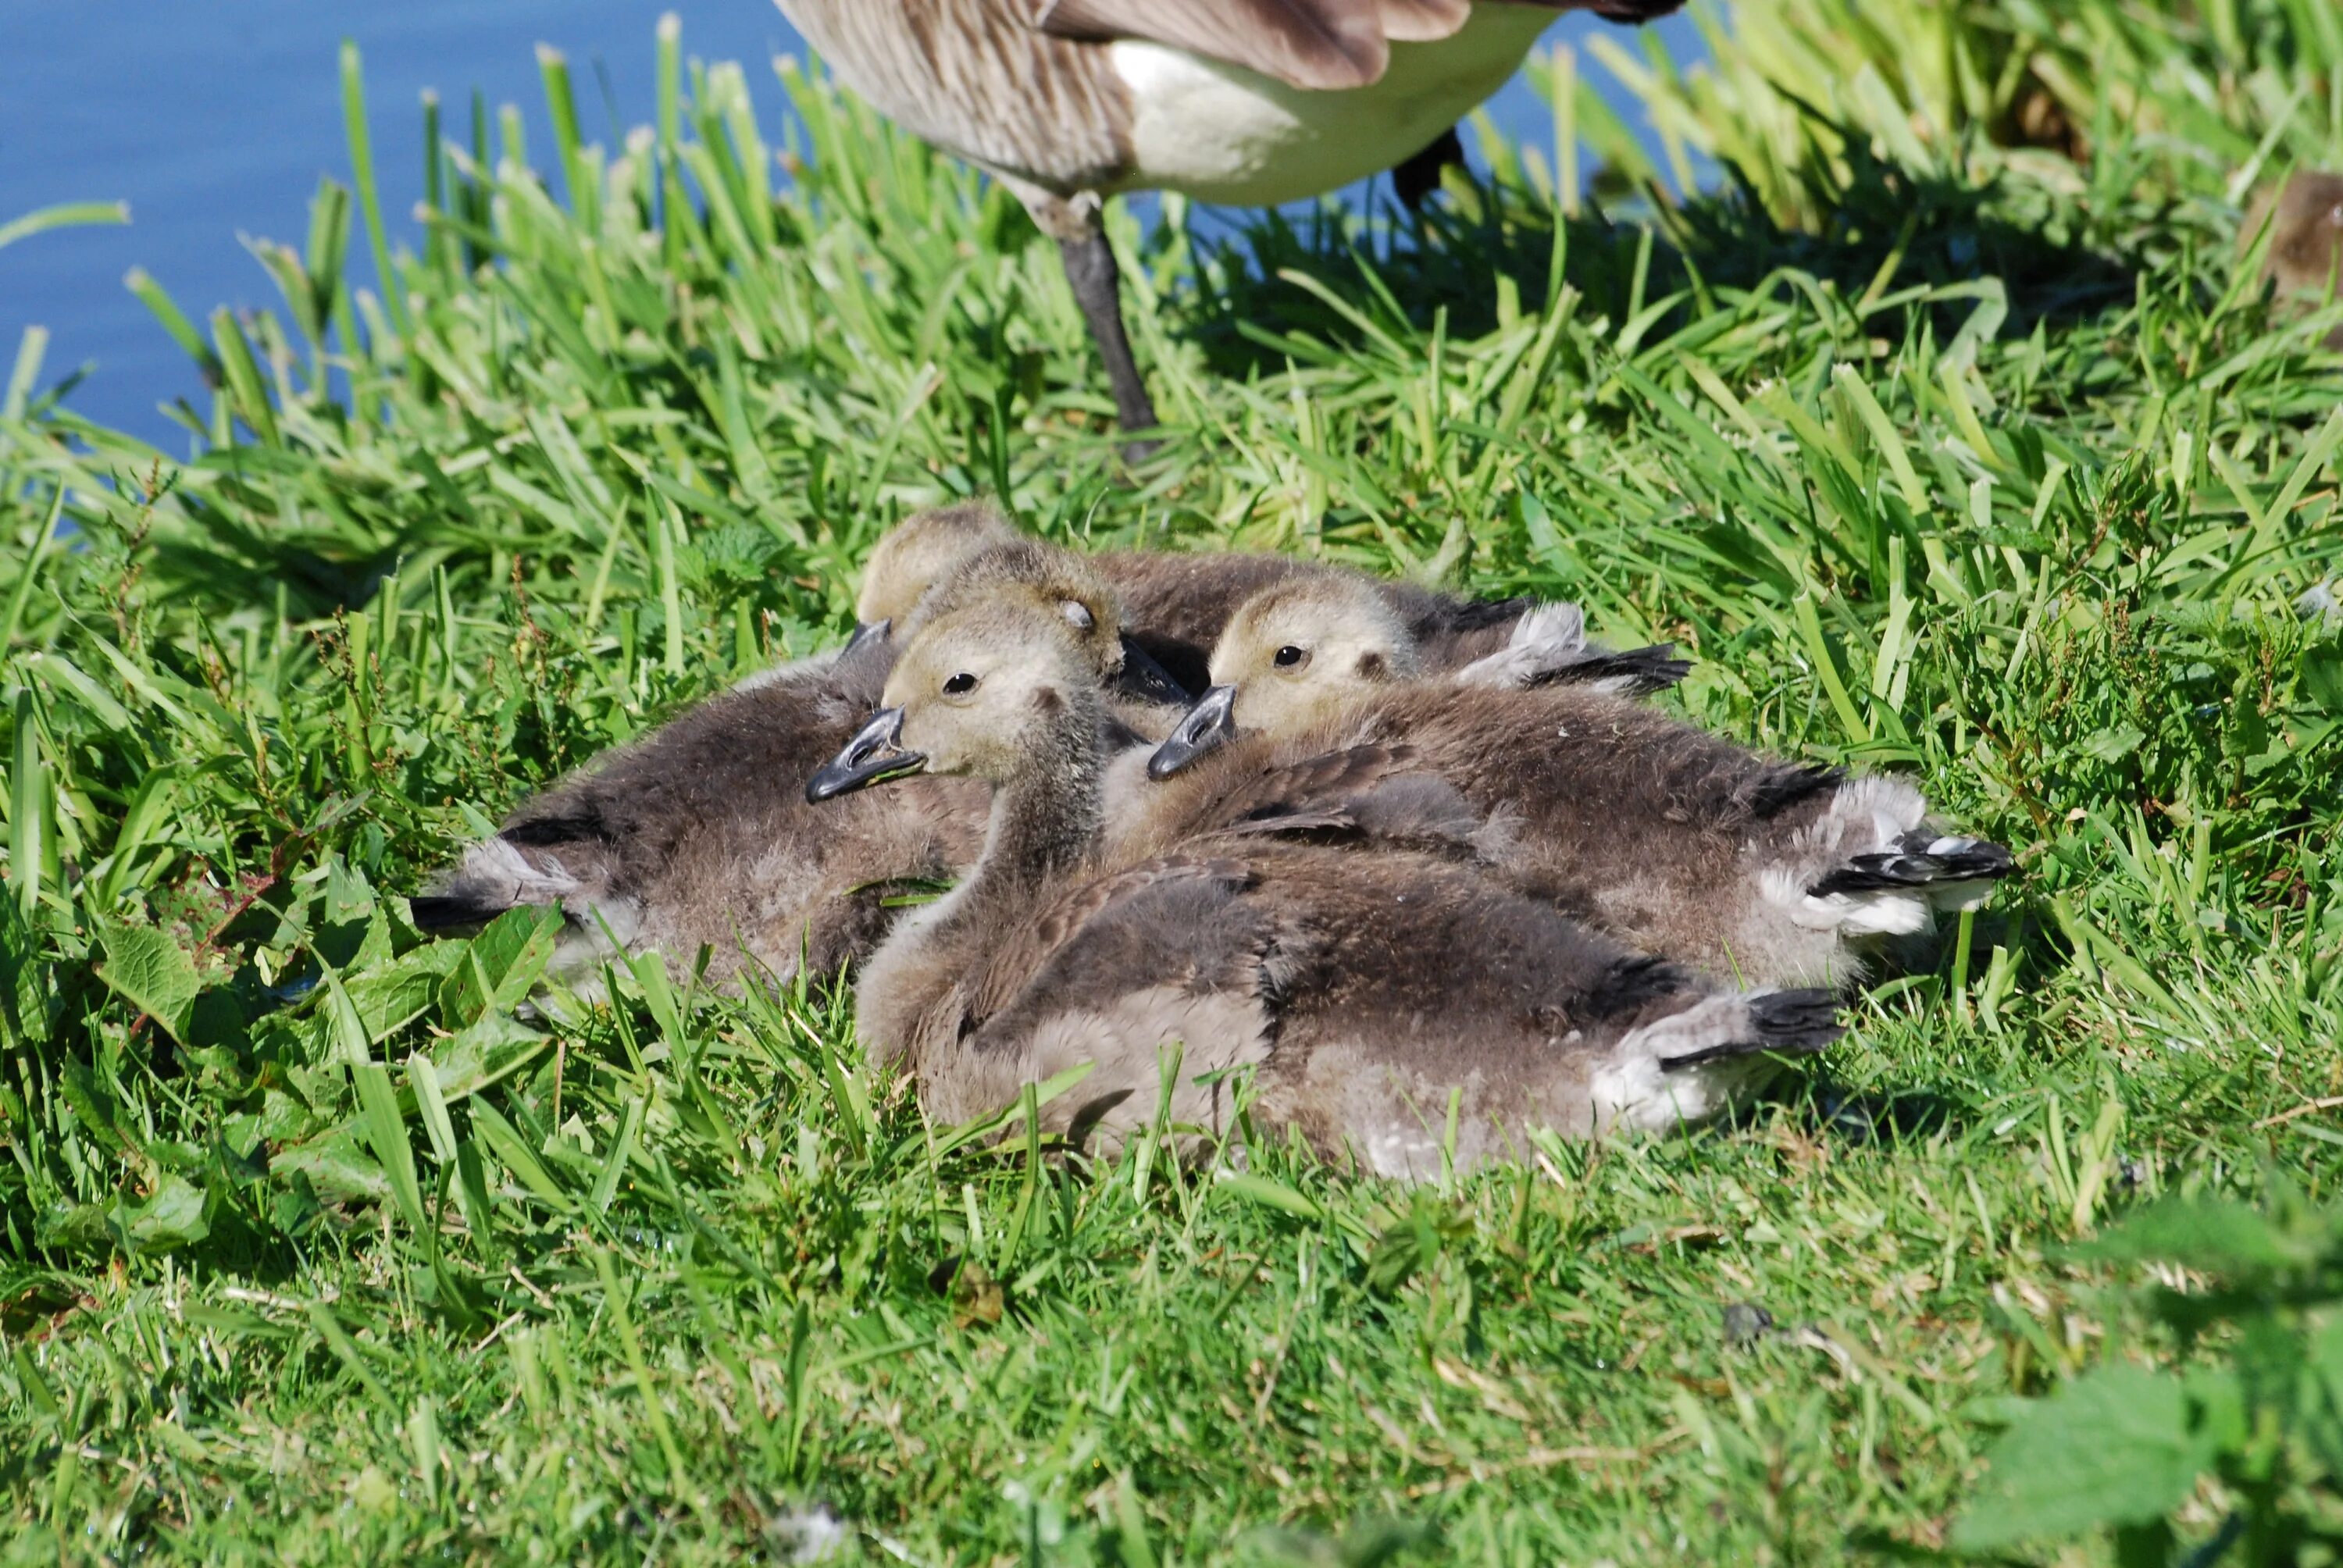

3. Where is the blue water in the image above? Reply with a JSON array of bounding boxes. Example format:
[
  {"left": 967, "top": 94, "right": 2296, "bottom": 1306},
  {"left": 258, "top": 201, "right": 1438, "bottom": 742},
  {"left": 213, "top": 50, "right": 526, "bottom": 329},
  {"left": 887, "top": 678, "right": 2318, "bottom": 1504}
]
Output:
[{"left": 0, "top": 2, "right": 1703, "bottom": 447}]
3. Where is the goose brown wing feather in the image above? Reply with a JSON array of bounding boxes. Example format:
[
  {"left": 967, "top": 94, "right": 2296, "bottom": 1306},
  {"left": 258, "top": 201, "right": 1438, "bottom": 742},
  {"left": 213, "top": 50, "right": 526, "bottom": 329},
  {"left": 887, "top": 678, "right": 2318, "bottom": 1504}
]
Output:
[{"left": 1032, "top": 0, "right": 1402, "bottom": 89}]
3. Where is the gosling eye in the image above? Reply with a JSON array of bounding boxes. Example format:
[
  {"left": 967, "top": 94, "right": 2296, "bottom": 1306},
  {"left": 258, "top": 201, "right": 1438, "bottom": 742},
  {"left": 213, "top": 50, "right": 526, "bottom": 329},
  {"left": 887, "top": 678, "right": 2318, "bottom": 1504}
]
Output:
[
  {"left": 943, "top": 672, "right": 979, "bottom": 697},
  {"left": 1272, "top": 645, "right": 1309, "bottom": 670},
  {"left": 1059, "top": 600, "right": 1096, "bottom": 631}
]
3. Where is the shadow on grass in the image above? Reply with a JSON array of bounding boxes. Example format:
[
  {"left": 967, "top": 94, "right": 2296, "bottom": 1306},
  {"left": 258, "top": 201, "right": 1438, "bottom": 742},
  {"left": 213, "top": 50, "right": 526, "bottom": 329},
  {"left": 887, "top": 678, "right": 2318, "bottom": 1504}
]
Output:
[{"left": 1166, "top": 134, "right": 2138, "bottom": 383}]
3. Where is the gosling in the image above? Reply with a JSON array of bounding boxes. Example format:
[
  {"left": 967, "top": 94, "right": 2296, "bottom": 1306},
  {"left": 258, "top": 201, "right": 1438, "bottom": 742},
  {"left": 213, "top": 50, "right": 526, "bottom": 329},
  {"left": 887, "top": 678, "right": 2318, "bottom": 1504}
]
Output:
[
  {"left": 411, "top": 530, "right": 1181, "bottom": 985},
  {"left": 1148, "top": 574, "right": 2013, "bottom": 989},
  {"left": 805, "top": 594, "right": 1841, "bottom": 1178}
]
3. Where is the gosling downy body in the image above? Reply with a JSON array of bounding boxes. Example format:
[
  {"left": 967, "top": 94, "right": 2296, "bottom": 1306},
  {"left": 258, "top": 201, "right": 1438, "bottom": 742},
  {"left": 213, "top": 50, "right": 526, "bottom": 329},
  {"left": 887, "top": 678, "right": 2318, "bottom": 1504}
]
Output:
[
  {"left": 410, "top": 631, "right": 983, "bottom": 987},
  {"left": 809, "top": 596, "right": 1840, "bottom": 1177},
  {"left": 774, "top": 0, "right": 1679, "bottom": 441},
  {"left": 412, "top": 523, "right": 1182, "bottom": 984},
  {"left": 1151, "top": 575, "right": 2014, "bottom": 989}
]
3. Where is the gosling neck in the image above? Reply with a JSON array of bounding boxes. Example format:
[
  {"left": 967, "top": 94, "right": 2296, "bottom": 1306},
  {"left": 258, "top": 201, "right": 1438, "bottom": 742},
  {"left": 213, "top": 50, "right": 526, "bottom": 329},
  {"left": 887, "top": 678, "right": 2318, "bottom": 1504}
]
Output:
[{"left": 964, "top": 689, "right": 1110, "bottom": 910}]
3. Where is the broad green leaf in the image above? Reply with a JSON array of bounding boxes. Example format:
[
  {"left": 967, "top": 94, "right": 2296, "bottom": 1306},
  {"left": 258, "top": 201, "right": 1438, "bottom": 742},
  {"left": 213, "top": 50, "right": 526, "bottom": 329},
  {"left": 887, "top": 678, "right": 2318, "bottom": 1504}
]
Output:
[
  {"left": 343, "top": 944, "right": 468, "bottom": 1039},
  {"left": 93, "top": 918, "right": 201, "bottom": 1045},
  {"left": 57, "top": 1057, "right": 128, "bottom": 1147},
  {"left": 441, "top": 904, "right": 563, "bottom": 1026},
  {"left": 1951, "top": 1365, "right": 2206, "bottom": 1550},
  {"left": 427, "top": 1012, "right": 550, "bottom": 1102},
  {"left": 2303, "top": 644, "right": 2343, "bottom": 715},
  {"left": 272, "top": 1123, "right": 390, "bottom": 1205},
  {"left": 2079, "top": 722, "right": 2146, "bottom": 764},
  {"left": 112, "top": 1174, "right": 211, "bottom": 1256}
]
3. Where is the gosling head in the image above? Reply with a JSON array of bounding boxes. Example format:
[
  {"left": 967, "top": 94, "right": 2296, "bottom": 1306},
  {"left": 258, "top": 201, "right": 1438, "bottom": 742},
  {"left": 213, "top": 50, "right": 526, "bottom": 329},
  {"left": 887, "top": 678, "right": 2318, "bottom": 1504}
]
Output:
[
  {"left": 1149, "top": 576, "right": 1418, "bottom": 778},
  {"left": 852, "top": 503, "right": 1022, "bottom": 640},
  {"left": 905, "top": 538, "right": 1190, "bottom": 711},
  {"left": 807, "top": 600, "right": 1098, "bottom": 801}
]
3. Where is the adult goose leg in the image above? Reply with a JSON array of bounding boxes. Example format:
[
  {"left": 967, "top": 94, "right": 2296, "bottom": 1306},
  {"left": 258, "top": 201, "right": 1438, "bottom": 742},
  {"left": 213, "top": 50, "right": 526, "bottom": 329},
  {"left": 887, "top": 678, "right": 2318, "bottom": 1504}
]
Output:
[
  {"left": 1392, "top": 127, "right": 1466, "bottom": 212},
  {"left": 1022, "top": 185, "right": 1159, "bottom": 457},
  {"left": 1058, "top": 228, "right": 1158, "bottom": 440}
]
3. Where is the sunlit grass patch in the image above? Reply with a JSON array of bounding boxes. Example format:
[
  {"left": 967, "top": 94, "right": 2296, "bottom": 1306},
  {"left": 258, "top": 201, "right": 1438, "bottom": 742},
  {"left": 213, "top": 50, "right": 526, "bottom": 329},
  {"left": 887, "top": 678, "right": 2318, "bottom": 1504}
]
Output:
[{"left": 2, "top": 1, "right": 2341, "bottom": 1559}]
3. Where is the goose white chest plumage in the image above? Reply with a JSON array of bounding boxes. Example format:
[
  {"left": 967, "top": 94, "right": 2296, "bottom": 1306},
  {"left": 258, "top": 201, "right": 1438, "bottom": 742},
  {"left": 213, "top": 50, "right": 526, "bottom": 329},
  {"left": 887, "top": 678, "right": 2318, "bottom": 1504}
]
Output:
[{"left": 1104, "top": 6, "right": 1555, "bottom": 205}]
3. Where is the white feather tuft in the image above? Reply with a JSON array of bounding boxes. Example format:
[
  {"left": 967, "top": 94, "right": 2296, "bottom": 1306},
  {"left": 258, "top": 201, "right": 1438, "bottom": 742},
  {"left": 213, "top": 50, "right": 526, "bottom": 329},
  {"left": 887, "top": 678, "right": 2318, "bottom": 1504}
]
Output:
[
  {"left": 1453, "top": 600, "right": 1589, "bottom": 690},
  {"left": 1593, "top": 994, "right": 1782, "bottom": 1133}
]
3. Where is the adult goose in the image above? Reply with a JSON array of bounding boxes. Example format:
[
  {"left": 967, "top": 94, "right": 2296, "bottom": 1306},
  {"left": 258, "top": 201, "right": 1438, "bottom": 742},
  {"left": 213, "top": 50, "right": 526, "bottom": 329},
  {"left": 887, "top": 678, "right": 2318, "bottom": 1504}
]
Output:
[
  {"left": 773, "top": 1, "right": 1681, "bottom": 442},
  {"left": 408, "top": 533, "right": 1181, "bottom": 985},
  {"left": 806, "top": 593, "right": 1841, "bottom": 1176},
  {"left": 1148, "top": 573, "right": 2015, "bottom": 989}
]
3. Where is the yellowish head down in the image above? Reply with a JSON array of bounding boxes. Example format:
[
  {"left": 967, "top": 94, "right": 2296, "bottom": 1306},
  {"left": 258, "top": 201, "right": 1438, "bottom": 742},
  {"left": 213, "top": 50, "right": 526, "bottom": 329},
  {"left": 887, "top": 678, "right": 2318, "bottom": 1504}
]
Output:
[
  {"left": 885, "top": 599, "right": 1098, "bottom": 782},
  {"left": 1208, "top": 574, "right": 1421, "bottom": 736},
  {"left": 853, "top": 504, "right": 1021, "bottom": 630},
  {"left": 902, "top": 539, "right": 1130, "bottom": 686},
  {"left": 806, "top": 597, "right": 1100, "bottom": 804}
]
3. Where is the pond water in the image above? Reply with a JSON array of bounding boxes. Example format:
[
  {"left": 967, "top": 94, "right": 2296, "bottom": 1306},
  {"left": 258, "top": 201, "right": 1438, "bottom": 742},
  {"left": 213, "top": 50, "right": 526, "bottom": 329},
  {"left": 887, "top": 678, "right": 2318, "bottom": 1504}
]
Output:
[{"left": 0, "top": 1, "right": 1704, "bottom": 447}]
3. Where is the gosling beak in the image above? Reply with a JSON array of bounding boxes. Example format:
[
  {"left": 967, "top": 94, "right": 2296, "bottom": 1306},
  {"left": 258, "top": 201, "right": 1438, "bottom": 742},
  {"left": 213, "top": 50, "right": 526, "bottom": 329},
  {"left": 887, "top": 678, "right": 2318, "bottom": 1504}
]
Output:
[
  {"left": 806, "top": 707, "right": 926, "bottom": 802},
  {"left": 1112, "top": 633, "right": 1196, "bottom": 707},
  {"left": 843, "top": 618, "right": 891, "bottom": 657},
  {"left": 1147, "top": 684, "right": 1239, "bottom": 779}
]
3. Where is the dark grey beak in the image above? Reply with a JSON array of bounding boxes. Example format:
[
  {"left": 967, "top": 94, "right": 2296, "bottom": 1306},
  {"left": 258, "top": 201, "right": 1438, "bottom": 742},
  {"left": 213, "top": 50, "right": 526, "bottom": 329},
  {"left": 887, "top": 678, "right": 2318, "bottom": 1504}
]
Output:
[
  {"left": 1147, "top": 684, "right": 1239, "bottom": 779},
  {"left": 1113, "top": 633, "right": 1196, "bottom": 707},
  {"left": 807, "top": 707, "right": 926, "bottom": 802},
  {"left": 843, "top": 618, "right": 891, "bottom": 657}
]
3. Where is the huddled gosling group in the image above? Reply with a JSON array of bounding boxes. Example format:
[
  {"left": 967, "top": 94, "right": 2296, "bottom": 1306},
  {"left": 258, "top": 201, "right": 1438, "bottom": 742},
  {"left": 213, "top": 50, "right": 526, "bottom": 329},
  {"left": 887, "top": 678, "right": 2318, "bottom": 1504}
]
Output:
[{"left": 415, "top": 504, "right": 2011, "bottom": 1178}]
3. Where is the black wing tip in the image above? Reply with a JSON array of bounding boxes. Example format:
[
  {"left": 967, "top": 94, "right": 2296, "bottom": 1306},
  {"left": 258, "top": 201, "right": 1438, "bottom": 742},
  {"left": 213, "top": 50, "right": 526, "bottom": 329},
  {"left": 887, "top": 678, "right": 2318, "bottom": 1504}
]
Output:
[
  {"left": 1656, "top": 989, "right": 1843, "bottom": 1073},
  {"left": 499, "top": 812, "right": 607, "bottom": 849},
  {"left": 1746, "top": 764, "right": 1848, "bottom": 819},
  {"left": 1593, "top": 952, "right": 1696, "bottom": 1014},
  {"left": 1525, "top": 643, "right": 1693, "bottom": 695},
  {"left": 1748, "top": 987, "right": 1846, "bottom": 1050},
  {"left": 1808, "top": 835, "right": 2017, "bottom": 896},
  {"left": 1435, "top": 595, "right": 1533, "bottom": 634},
  {"left": 407, "top": 892, "right": 508, "bottom": 932}
]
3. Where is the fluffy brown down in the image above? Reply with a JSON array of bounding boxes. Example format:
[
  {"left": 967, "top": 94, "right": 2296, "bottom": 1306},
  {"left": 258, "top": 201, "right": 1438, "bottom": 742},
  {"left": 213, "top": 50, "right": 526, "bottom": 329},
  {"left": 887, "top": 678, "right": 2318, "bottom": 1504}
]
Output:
[
  {"left": 844, "top": 599, "right": 1832, "bottom": 1177},
  {"left": 1210, "top": 681, "right": 1868, "bottom": 985}
]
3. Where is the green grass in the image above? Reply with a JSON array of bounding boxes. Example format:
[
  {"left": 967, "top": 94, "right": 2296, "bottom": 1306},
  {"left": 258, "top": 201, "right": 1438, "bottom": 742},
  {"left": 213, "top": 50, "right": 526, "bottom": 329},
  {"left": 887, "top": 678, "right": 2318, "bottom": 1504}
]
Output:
[{"left": 3, "top": 0, "right": 2342, "bottom": 1559}]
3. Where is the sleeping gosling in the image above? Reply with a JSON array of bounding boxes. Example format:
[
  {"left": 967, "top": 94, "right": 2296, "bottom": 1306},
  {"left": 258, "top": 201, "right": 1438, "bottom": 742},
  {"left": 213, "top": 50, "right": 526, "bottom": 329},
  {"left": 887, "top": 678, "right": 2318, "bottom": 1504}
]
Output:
[
  {"left": 412, "top": 529, "right": 1181, "bottom": 985},
  {"left": 804, "top": 593, "right": 1842, "bottom": 1178},
  {"left": 1148, "top": 573, "right": 2014, "bottom": 990}
]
